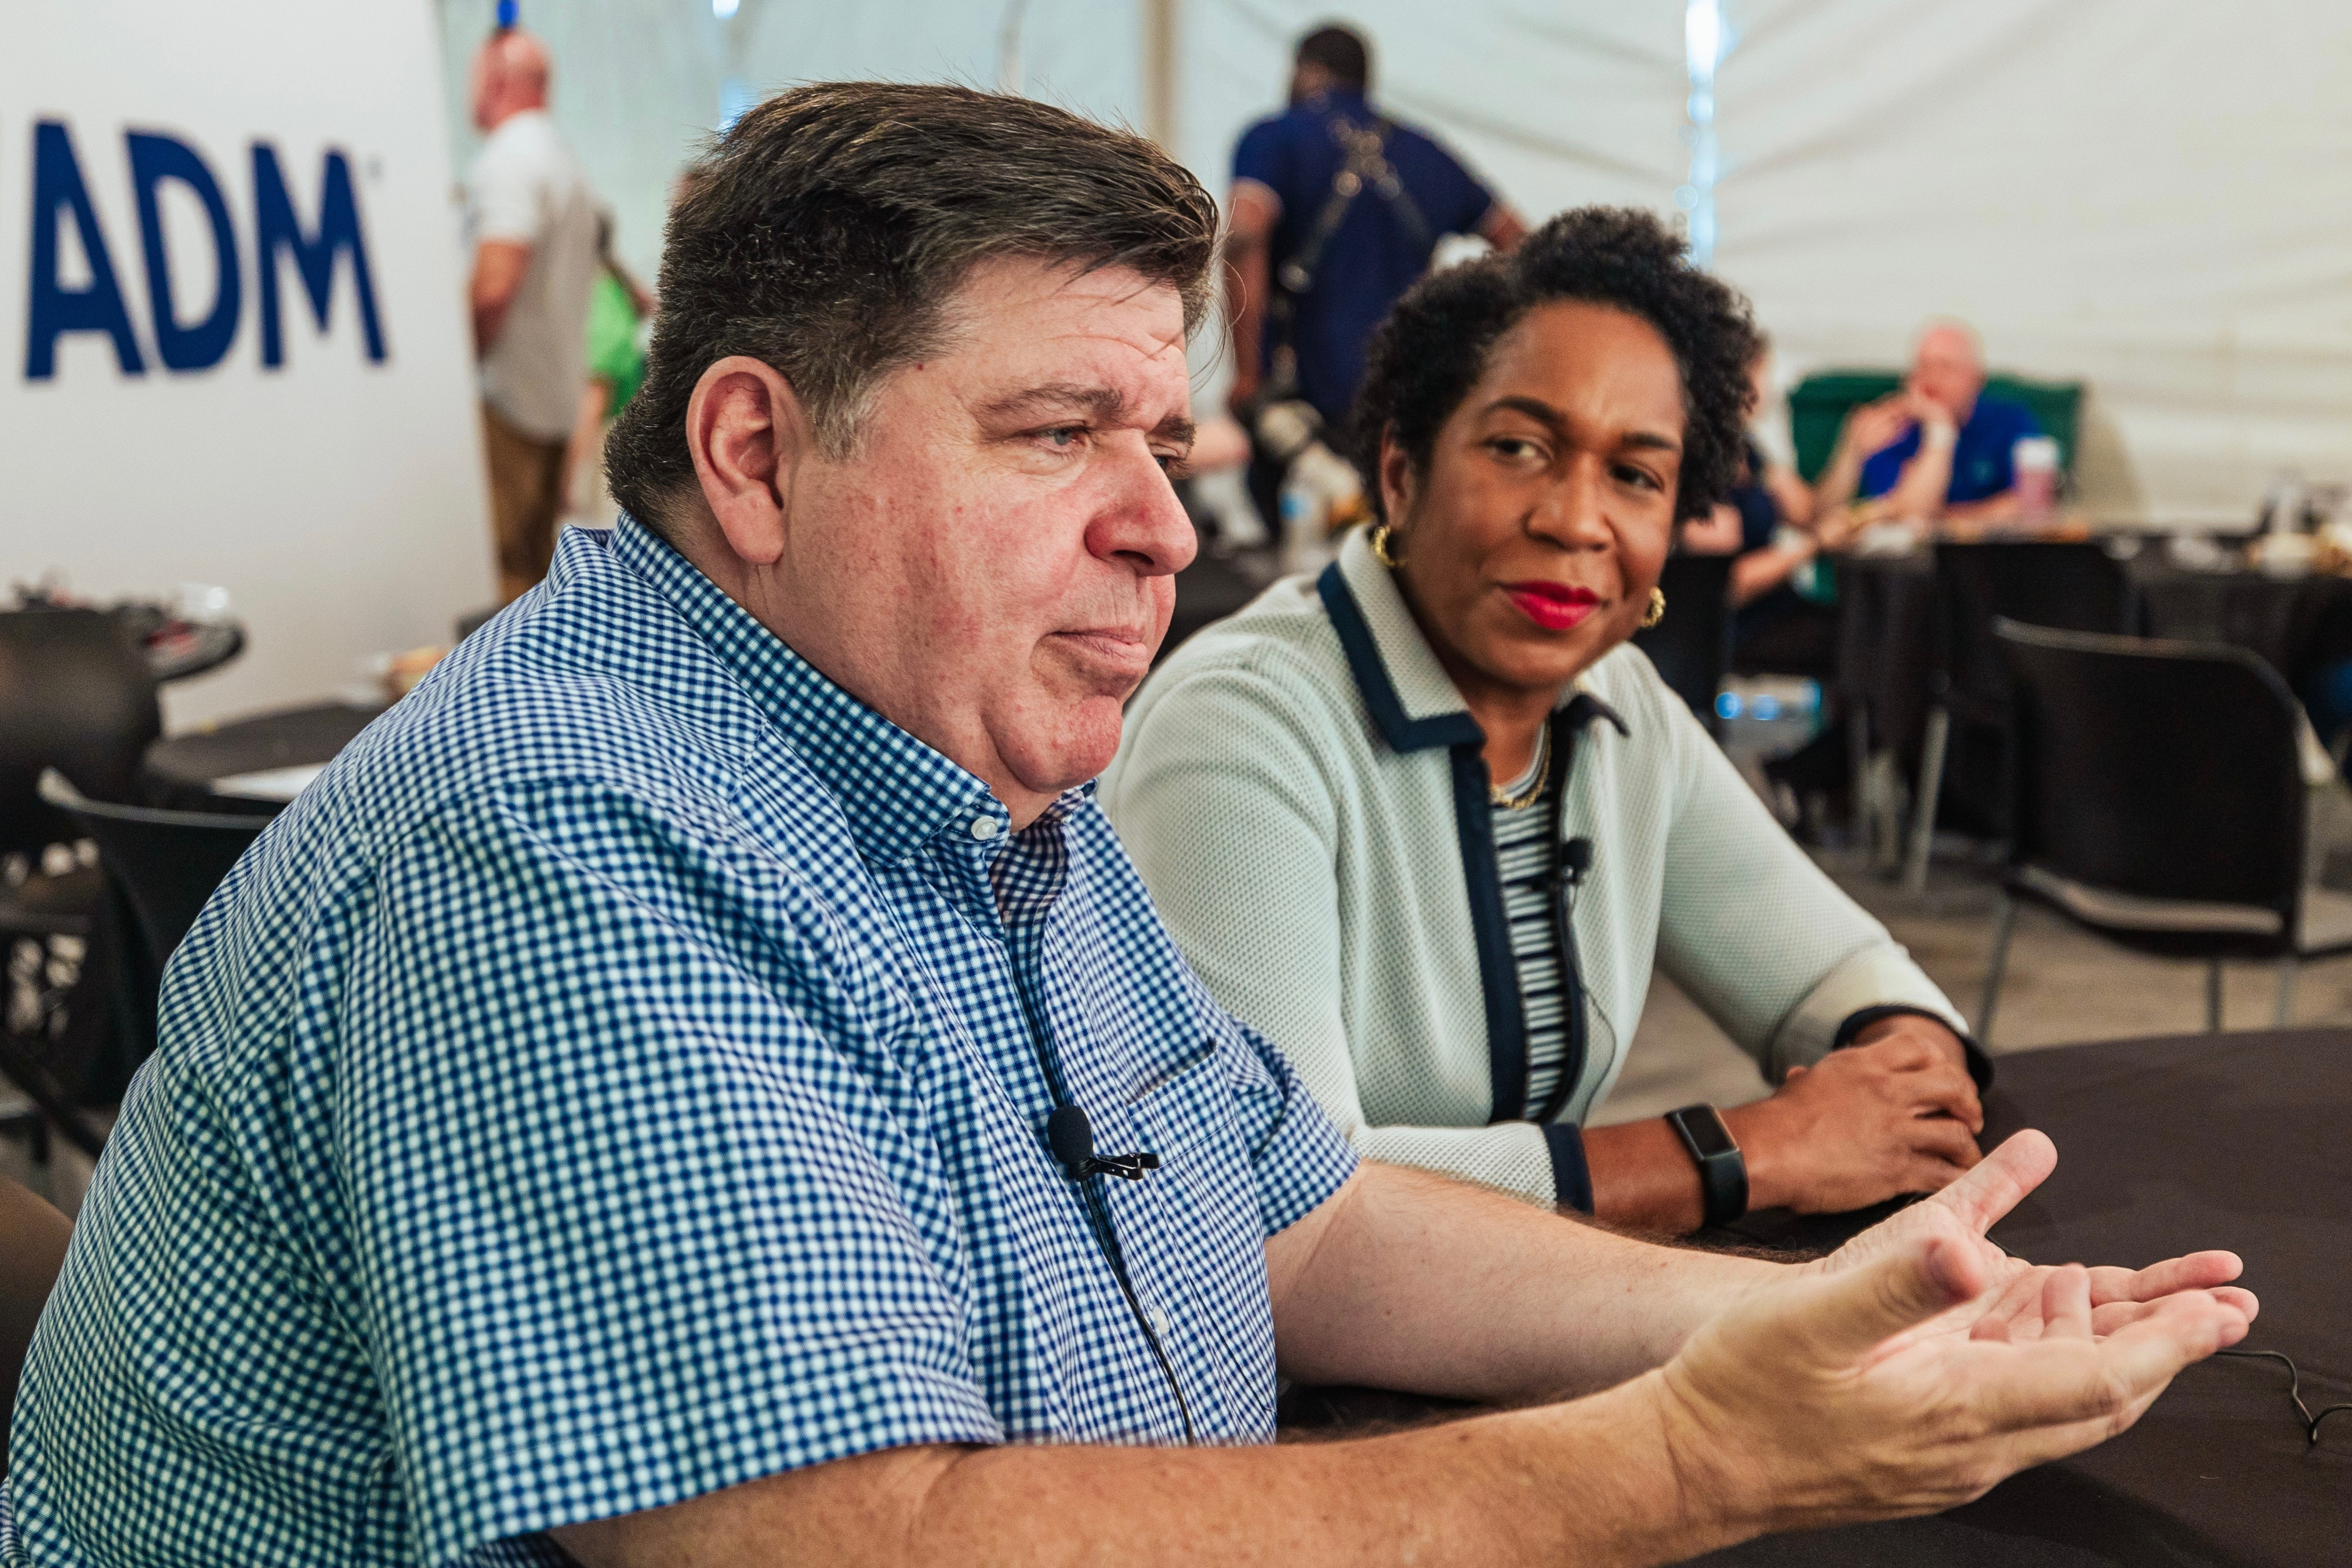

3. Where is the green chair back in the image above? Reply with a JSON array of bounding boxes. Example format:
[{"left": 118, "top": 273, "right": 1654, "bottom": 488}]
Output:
[{"left": 1787, "top": 370, "right": 2085, "bottom": 483}]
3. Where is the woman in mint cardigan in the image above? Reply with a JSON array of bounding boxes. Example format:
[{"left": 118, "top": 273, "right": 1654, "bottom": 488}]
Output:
[{"left": 1102, "top": 209, "right": 1988, "bottom": 1232}]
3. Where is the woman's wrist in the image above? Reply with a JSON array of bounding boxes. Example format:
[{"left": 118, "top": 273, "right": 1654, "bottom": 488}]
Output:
[
  {"left": 1582, "top": 1117, "right": 1707, "bottom": 1233},
  {"left": 1719, "top": 1099, "right": 1794, "bottom": 1212}
]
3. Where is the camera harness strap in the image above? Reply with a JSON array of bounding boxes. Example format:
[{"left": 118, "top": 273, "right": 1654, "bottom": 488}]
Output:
[{"left": 1264, "top": 114, "right": 1436, "bottom": 399}]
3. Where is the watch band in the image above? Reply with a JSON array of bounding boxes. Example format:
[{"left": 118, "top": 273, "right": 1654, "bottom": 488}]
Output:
[{"left": 1664, "top": 1103, "right": 1750, "bottom": 1228}]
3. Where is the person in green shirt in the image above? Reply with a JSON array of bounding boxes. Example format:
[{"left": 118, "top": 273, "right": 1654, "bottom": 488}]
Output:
[{"left": 563, "top": 211, "right": 655, "bottom": 523}]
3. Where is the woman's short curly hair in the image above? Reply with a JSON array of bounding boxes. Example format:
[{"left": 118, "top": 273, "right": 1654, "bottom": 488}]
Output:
[{"left": 1348, "top": 206, "right": 1761, "bottom": 524}]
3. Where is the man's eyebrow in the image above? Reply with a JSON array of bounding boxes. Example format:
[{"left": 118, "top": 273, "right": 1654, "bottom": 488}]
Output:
[
  {"left": 983, "top": 382, "right": 1195, "bottom": 449},
  {"left": 1484, "top": 394, "right": 1681, "bottom": 454}
]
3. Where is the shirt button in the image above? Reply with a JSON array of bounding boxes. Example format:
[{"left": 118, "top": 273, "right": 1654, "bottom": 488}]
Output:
[
  {"left": 969, "top": 816, "right": 1001, "bottom": 840},
  {"left": 1146, "top": 1305, "right": 1172, "bottom": 1337}
]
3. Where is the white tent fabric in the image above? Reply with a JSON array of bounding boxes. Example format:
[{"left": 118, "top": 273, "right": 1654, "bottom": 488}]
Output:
[
  {"left": 432, "top": 0, "right": 2351, "bottom": 525},
  {"left": 1711, "top": 0, "right": 2352, "bottom": 524}
]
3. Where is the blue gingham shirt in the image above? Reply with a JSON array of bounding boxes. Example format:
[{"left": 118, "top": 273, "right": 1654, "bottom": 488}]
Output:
[{"left": 4, "top": 520, "right": 1358, "bottom": 1567}]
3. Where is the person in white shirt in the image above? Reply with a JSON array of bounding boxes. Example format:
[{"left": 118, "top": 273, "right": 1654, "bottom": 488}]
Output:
[{"left": 466, "top": 28, "right": 602, "bottom": 602}]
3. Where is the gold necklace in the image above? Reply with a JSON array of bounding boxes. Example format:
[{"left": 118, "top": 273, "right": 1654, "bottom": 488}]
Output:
[{"left": 1491, "top": 723, "right": 1551, "bottom": 810}]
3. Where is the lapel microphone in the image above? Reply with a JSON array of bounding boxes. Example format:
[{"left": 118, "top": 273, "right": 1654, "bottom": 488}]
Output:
[
  {"left": 1046, "top": 1105, "right": 1162, "bottom": 1182},
  {"left": 1563, "top": 836, "right": 1594, "bottom": 887}
]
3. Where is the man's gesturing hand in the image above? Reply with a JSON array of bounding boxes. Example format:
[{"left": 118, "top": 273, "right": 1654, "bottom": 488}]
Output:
[
  {"left": 1804, "top": 1131, "right": 2258, "bottom": 1342},
  {"left": 1646, "top": 1217, "right": 2252, "bottom": 1536}
]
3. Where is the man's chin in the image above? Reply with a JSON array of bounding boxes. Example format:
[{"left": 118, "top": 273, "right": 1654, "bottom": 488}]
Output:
[{"left": 998, "top": 696, "right": 1129, "bottom": 798}]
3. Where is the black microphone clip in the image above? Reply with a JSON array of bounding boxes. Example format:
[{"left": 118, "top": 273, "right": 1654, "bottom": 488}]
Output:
[
  {"left": 1046, "top": 1104, "right": 1162, "bottom": 1182},
  {"left": 1562, "top": 836, "right": 1594, "bottom": 889}
]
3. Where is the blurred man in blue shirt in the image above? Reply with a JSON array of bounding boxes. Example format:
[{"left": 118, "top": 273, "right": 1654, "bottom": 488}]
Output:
[
  {"left": 1816, "top": 320, "right": 2043, "bottom": 524},
  {"left": 1225, "top": 25, "right": 1527, "bottom": 448}
]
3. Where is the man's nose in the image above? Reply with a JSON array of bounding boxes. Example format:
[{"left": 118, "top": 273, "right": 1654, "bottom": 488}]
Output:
[{"left": 1090, "top": 443, "right": 1198, "bottom": 579}]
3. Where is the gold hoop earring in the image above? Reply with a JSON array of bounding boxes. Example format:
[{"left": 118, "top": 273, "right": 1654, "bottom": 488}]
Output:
[
  {"left": 1368, "top": 522, "right": 1404, "bottom": 569},
  {"left": 1640, "top": 586, "right": 1667, "bottom": 629}
]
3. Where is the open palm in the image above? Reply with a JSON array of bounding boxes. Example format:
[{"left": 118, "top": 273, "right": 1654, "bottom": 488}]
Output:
[{"left": 1802, "top": 1130, "right": 2257, "bottom": 1347}]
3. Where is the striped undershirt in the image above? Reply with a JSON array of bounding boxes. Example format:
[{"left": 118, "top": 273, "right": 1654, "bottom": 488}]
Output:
[{"left": 1490, "top": 754, "right": 1571, "bottom": 1119}]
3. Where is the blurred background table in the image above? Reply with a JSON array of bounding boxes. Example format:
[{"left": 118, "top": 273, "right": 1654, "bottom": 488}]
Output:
[
  {"left": 142, "top": 702, "right": 380, "bottom": 812},
  {"left": 2133, "top": 565, "right": 2352, "bottom": 692},
  {"left": 1164, "top": 543, "right": 1283, "bottom": 665}
]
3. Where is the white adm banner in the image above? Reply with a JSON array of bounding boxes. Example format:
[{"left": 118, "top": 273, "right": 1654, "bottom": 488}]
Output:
[{"left": 0, "top": 0, "right": 491, "bottom": 728}]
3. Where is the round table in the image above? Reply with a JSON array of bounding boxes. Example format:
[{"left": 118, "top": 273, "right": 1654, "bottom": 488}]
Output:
[
  {"left": 1705, "top": 1028, "right": 2351, "bottom": 1565},
  {"left": 1290, "top": 1029, "right": 2352, "bottom": 1565},
  {"left": 143, "top": 701, "right": 381, "bottom": 811}
]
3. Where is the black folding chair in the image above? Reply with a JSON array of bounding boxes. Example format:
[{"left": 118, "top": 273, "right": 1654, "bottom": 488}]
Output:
[
  {"left": 37, "top": 770, "right": 270, "bottom": 1038},
  {"left": 1905, "top": 542, "right": 2130, "bottom": 892},
  {"left": 1977, "top": 620, "right": 2352, "bottom": 1041},
  {"left": 0, "top": 611, "right": 161, "bottom": 1159},
  {"left": 1632, "top": 553, "right": 1735, "bottom": 737}
]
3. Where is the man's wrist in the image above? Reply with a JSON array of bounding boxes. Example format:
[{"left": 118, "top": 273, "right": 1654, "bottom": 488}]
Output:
[{"left": 1634, "top": 1365, "right": 1768, "bottom": 1555}]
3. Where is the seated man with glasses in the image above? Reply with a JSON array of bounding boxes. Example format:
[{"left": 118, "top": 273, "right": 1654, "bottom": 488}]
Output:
[{"left": 6, "top": 84, "right": 2252, "bottom": 1568}]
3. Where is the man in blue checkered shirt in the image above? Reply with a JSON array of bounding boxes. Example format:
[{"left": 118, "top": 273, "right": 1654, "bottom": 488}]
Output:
[{"left": 8, "top": 84, "right": 2255, "bottom": 1568}]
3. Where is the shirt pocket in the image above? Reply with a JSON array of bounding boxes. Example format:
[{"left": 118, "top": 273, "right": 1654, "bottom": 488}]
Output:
[{"left": 1103, "top": 1050, "right": 1282, "bottom": 1433}]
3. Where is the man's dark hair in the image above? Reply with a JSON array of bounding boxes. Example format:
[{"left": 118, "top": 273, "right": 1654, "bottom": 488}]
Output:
[
  {"left": 1295, "top": 25, "right": 1370, "bottom": 90},
  {"left": 1349, "top": 207, "right": 1761, "bottom": 524},
  {"left": 605, "top": 82, "right": 1219, "bottom": 533}
]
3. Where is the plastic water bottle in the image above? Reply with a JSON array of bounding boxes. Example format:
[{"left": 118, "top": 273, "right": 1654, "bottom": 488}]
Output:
[{"left": 1279, "top": 472, "right": 1329, "bottom": 574}]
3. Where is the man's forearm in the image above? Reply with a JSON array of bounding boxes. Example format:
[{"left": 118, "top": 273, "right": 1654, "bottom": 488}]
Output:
[
  {"left": 1812, "top": 440, "right": 1866, "bottom": 513},
  {"left": 915, "top": 1386, "right": 1727, "bottom": 1567},
  {"left": 471, "top": 238, "right": 532, "bottom": 358},
  {"left": 1884, "top": 432, "right": 1956, "bottom": 520},
  {"left": 1269, "top": 1163, "right": 1780, "bottom": 1403},
  {"left": 560, "top": 1381, "right": 1744, "bottom": 1568}
]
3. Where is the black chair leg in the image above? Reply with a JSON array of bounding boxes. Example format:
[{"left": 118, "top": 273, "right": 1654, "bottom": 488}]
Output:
[
  {"left": 0, "top": 1039, "right": 106, "bottom": 1160},
  {"left": 2276, "top": 957, "right": 2299, "bottom": 1027},
  {"left": 1977, "top": 892, "right": 2016, "bottom": 1046},
  {"left": 2205, "top": 959, "right": 2224, "bottom": 1033},
  {"left": 1904, "top": 706, "right": 1951, "bottom": 895}
]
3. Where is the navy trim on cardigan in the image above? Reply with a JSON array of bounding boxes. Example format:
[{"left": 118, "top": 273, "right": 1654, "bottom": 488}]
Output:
[
  {"left": 1449, "top": 741, "right": 1527, "bottom": 1124},
  {"left": 1319, "top": 561, "right": 1634, "bottom": 1134},
  {"left": 1542, "top": 1123, "right": 1594, "bottom": 1213},
  {"left": 1832, "top": 1004, "right": 1994, "bottom": 1090},
  {"left": 1316, "top": 563, "right": 1483, "bottom": 753},
  {"left": 1315, "top": 562, "right": 1628, "bottom": 750}
]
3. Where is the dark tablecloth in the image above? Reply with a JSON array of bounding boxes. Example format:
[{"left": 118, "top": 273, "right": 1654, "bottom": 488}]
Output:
[
  {"left": 1835, "top": 553, "right": 1939, "bottom": 762},
  {"left": 1834, "top": 553, "right": 2352, "bottom": 774},
  {"left": 2135, "top": 566, "right": 2352, "bottom": 696},
  {"left": 1690, "top": 1028, "right": 2352, "bottom": 1566},
  {"left": 143, "top": 701, "right": 380, "bottom": 810}
]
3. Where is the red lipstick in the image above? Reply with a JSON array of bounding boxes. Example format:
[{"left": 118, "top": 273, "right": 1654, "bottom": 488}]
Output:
[{"left": 1502, "top": 580, "right": 1601, "bottom": 633}]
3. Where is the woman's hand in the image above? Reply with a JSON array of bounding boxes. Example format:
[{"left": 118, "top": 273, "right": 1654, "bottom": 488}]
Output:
[
  {"left": 1680, "top": 501, "right": 1745, "bottom": 555},
  {"left": 1725, "top": 1025, "right": 1984, "bottom": 1214}
]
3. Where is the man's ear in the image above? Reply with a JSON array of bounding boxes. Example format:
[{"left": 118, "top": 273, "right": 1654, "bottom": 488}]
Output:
[{"left": 684, "top": 355, "right": 810, "bottom": 568}]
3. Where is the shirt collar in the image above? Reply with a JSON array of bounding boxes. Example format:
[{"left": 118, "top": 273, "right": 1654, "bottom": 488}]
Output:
[
  {"left": 606, "top": 517, "right": 1008, "bottom": 865},
  {"left": 1317, "top": 525, "right": 1628, "bottom": 755}
]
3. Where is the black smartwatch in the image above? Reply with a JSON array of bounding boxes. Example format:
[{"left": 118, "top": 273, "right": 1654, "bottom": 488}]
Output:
[{"left": 1664, "top": 1103, "right": 1749, "bottom": 1228}]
